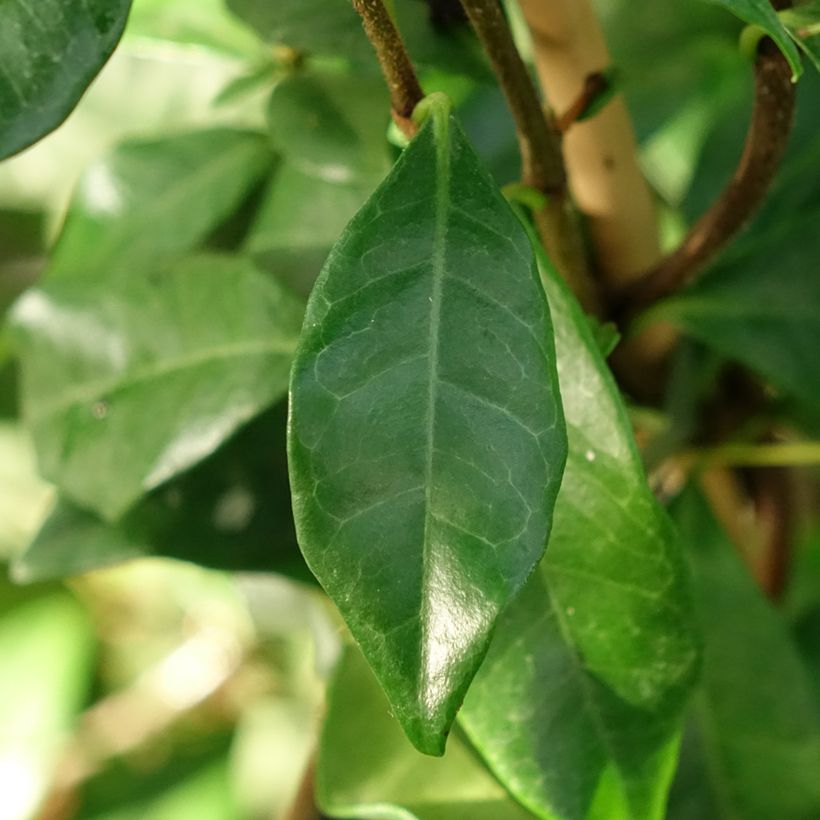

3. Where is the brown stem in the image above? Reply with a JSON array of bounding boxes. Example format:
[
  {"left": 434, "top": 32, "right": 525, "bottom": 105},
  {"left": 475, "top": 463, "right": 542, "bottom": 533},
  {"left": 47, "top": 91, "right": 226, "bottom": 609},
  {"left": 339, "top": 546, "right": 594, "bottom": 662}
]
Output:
[
  {"left": 458, "top": 0, "right": 564, "bottom": 192},
  {"left": 622, "top": 38, "right": 796, "bottom": 313},
  {"left": 352, "top": 0, "right": 424, "bottom": 138},
  {"left": 457, "top": 0, "right": 599, "bottom": 313},
  {"left": 556, "top": 71, "right": 611, "bottom": 133},
  {"left": 747, "top": 464, "right": 794, "bottom": 601}
]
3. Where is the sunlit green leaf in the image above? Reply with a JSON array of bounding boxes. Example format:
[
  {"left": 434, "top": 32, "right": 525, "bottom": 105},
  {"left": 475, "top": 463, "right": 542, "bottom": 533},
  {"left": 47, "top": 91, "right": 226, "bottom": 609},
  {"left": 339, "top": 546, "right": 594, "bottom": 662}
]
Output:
[
  {"left": 458, "top": 230, "right": 700, "bottom": 820},
  {"left": 288, "top": 101, "right": 567, "bottom": 755},
  {"left": 12, "top": 404, "right": 308, "bottom": 583},
  {"left": 84, "top": 757, "right": 237, "bottom": 820},
  {"left": 318, "top": 646, "right": 536, "bottom": 820},
  {"left": 0, "top": 0, "right": 132, "bottom": 160},
  {"left": 0, "top": 423, "right": 53, "bottom": 561},
  {"left": 124, "top": 0, "right": 261, "bottom": 56},
  {"left": 45, "top": 129, "right": 272, "bottom": 281},
  {"left": 668, "top": 489, "right": 820, "bottom": 820},
  {"left": 0, "top": 593, "right": 93, "bottom": 820},
  {"left": 12, "top": 254, "right": 302, "bottom": 521}
]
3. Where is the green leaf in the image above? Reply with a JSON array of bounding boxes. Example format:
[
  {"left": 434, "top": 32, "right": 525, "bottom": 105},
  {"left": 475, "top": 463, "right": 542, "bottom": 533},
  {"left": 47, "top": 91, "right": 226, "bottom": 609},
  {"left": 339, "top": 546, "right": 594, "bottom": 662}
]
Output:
[
  {"left": 650, "top": 212, "right": 820, "bottom": 411},
  {"left": 0, "top": 423, "right": 53, "bottom": 561},
  {"left": 268, "top": 69, "right": 392, "bottom": 184},
  {"left": 227, "top": 0, "right": 488, "bottom": 78},
  {"left": 11, "top": 254, "right": 303, "bottom": 521},
  {"left": 12, "top": 402, "right": 310, "bottom": 583},
  {"left": 703, "top": 0, "right": 803, "bottom": 78},
  {"left": 780, "top": 1, "right": 820, "bottom": 72},
  {"left": 458, "top": 234, "right": 700, "bottom": 820},
  {"left": 46, "top": 129, "right": 273, "bottom": 281},
  {"left": 227, "top": 0, "right": 370, "bottom": 61},
  {"left": 124, "top": 0, "right": 261, "bottom": 57},
  {"left": 288, "top": 102, "right": 567, "bottom": 755},
  {"left": 245, "top": 164, "right": 377, "bottom": 297},
  {"left": 0, "top": 0, "right": 132, "bottom": 160},
  {"left": 668, "top": 489, "right": 820, "bottom": 819},
  {"left": 318, "top": 645, "right": 536, "bottom": 820}
]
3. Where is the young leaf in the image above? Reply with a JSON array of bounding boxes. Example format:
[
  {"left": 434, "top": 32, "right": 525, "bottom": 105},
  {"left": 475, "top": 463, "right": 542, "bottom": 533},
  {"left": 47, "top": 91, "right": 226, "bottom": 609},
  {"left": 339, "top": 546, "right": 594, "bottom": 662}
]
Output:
[
  {"left": 0, "top": 0, "right": 132, "bottom": 160},
  {"left": 288, "top": 100, "right": 567, "bottom": 755},
  {"left": 668, "top": 489, "right": 820, "bottom": 820},
  {"left": 11, "top": 255, "right": 303, "bottom": 521},
  {"left": 46, "top": 129, "right": 273, "bottom": 281},
  {"left": 318, "top": 646, "right": 536, "bottom": 820},
  {"left": 702, "top": 0, "right": 802, "bottom": 78},
  {"left": 12, "top": 403, "right": 311, "bottom": 584},
  {"left": 458, "top": 237, "right": 700, "bottom": 820}
]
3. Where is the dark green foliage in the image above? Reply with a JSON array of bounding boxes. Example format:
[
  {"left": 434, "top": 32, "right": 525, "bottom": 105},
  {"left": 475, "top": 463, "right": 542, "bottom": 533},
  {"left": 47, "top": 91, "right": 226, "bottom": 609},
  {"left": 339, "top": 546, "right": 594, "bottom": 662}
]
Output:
[
  {"left": 288, "top": 101, "right": 567, "bottom": 755},
  {"left": 0, "top": 0, "right": 132, "bottom": 159},
  {"left": 1, "top": 0, "right": 820, "bottom": 817}
]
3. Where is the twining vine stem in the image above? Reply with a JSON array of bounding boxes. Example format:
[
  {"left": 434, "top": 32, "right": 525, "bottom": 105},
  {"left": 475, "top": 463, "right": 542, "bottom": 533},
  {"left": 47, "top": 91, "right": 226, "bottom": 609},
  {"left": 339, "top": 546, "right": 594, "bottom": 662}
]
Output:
[
  {"left": 351, "top": 0, "right": 424, "bottom": 138},
  {"left": 619, "top": 35, "right": 796, "bottom": 314},
  {"left": 456, "top": 0, "right": 601, "bottom": 313}
]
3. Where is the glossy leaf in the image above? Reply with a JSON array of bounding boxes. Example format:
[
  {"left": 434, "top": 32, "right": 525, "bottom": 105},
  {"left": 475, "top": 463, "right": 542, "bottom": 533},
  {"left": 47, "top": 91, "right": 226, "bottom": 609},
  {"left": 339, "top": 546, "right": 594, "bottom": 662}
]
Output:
[
  {"left": 46, "top": 129, "right": 272, "bottom": 281},
  {"left": 458, "top": 235, "right": 700, "bottom": 820},
  {"left": 668, "top": 489, "right": 820, "bottom": 820},
  {"left": 268, "top": 70, "right": 392, "bottom": 184},
  {"left": 12, "top": 403, "right": 310, "bottom": 583},
  {"left": 703, "top": 0, "right": 802, "bottom": 78},
  {"left": 318, "top": 646, "right": 535, "bottom": 820},
  {"left": 125, "top": 0, "right": 261, "bottom": 57},
  {"left": 0, "top": 0, "right": 131, "bottom": 160},
  {"left": 288, "top": 102, "right": 567, "bottom": 755},
  {"left": 12, "top": 254, "right": 302, "bottom": 521}
]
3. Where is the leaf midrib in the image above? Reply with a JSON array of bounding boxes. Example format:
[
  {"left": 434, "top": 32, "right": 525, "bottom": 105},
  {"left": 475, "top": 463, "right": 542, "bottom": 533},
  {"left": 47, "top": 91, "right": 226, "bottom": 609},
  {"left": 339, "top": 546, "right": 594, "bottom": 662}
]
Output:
[
  {"left": 52, "top": 137, "right": 266, "bottom": 275},
  {"left": 418, "top": 109, "right": 451, "bottom": 706},
  {"left": 28, "top": 336, "right": 296, "bottom": 424}
]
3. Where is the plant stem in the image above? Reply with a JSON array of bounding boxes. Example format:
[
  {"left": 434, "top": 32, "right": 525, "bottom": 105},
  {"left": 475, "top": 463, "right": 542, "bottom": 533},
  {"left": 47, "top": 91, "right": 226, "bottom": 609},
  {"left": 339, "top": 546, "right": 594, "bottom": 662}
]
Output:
[
  {"left": 517, "top": 0, "right": 662, "bottom": 290},
  {"left": 352, "top": 0, "right": 424, "bottom": 138},
  {"left": 622, "top": 38, "right": 796, "bottom": 312},
  {"left": 682, "top": 441, "right": 820, "bottom": 469},
  {"left": 457, "top": 0, "right": 599, "bottom": 313},
  {"left": 515, "top": 0, "right": 674, "bottom": 398},
  {"left": 748, "top": 465, "right": 794, "bottom": 601},
  {"left": 459, "top": 0, "right": 564, "bottom": 193}
]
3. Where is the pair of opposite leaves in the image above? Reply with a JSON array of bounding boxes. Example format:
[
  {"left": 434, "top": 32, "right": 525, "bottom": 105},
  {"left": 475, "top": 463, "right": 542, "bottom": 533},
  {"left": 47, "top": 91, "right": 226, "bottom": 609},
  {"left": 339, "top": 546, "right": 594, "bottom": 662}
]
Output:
[{"left": 287, "top": 96, "right": 697, "bottom": 768}]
